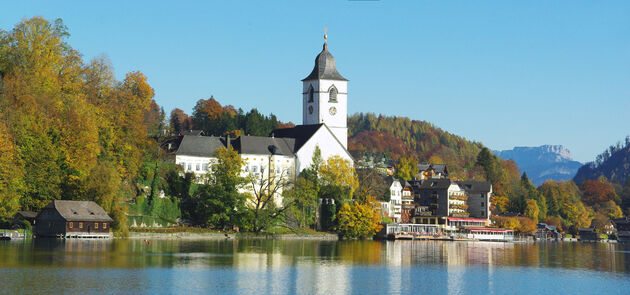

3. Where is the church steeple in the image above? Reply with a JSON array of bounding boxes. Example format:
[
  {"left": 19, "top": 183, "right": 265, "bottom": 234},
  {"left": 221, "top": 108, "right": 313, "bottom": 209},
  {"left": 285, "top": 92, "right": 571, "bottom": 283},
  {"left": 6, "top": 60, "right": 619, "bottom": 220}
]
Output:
[
  {"left": 302, "top": 42, "right": 348, "bottom": 82},
  {"left": 301, "top": 33, "right": 348, "bottom": 149}
]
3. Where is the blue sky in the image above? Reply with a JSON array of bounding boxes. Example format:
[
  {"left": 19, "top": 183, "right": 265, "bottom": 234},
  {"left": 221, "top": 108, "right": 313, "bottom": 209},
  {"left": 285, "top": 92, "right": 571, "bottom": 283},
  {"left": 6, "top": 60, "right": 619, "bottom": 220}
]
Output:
[{"left": 2, "top": 1, "right": 629, "bottom": 162}]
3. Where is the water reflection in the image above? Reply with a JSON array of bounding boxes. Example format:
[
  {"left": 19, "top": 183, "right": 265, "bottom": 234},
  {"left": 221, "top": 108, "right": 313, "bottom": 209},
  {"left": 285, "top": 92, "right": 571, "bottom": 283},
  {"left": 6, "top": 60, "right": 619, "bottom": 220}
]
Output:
[{"left": 1, "top": 239, "right": 630, "bottom": 294}]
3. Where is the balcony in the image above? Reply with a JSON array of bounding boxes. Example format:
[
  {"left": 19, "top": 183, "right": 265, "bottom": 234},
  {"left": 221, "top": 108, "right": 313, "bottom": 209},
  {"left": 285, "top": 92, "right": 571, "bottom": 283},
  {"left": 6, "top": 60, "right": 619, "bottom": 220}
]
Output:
[
  {"left": 449, "top": 194, "right": 468, "bottom": 201},
  {"left": 450, "top": 204, "right": 468, "bottom": 210},
  {"left": 449, "top": 212, "right": 470, "bottom": 218}
]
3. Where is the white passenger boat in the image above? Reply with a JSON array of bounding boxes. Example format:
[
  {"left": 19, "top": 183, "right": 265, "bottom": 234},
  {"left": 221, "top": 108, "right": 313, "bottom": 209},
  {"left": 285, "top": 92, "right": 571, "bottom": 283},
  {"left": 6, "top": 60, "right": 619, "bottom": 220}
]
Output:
[{"left": 465, "top": 228, "right": 514, "bottom": 242}]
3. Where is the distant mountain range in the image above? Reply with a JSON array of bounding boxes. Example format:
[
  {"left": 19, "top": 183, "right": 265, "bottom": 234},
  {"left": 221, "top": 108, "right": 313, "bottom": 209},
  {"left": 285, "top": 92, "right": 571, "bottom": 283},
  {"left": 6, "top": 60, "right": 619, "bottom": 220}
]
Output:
[{"left": 494, "top": 145, "right": 583, "bottom": 186}]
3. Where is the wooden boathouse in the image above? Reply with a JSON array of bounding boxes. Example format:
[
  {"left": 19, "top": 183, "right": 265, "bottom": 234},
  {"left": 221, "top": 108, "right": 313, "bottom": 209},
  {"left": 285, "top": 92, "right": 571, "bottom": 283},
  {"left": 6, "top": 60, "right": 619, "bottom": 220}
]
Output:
[{"left": 35, "top": 200, "right": 113, "bottom": 238}]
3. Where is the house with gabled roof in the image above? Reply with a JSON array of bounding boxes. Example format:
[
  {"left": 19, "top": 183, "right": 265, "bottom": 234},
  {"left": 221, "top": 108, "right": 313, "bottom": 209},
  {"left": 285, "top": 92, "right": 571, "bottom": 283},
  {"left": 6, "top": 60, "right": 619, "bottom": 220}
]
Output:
[
  {"left": 35, "top": 200, "right": 113, "bottom": 238},
  {"left": 417, "top": 163, "right": 449, "bottom": 179}
]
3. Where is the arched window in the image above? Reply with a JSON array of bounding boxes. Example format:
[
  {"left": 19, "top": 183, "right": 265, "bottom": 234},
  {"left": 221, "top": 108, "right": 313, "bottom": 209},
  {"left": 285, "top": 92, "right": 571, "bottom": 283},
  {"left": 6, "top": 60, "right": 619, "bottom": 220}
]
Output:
[
  {"left": 308, "top": 85, "right": 314, "bottom": 102},
  {"left": 328, "top": 85, "right": 338, "bottom": 102}
]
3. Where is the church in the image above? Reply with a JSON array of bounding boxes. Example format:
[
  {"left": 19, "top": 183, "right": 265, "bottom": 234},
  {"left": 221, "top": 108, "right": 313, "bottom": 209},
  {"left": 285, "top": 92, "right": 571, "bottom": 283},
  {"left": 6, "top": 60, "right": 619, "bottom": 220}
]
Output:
[{"left": 175, "top": 36, "right": 353, "bottom": 188}]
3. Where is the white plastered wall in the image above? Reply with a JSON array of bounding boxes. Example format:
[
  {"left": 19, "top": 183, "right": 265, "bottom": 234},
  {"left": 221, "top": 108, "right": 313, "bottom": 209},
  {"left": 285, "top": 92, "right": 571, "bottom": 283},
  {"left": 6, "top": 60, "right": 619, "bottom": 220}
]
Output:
[{"left": 295, "top": 126, "right": 353, "bottom": 173}]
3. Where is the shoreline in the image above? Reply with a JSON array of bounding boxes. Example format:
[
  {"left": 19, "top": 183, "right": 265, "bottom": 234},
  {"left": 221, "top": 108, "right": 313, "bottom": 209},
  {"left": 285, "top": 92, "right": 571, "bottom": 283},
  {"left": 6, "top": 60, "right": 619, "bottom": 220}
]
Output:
[{"left": 127, "top": 232, "right": 339, "bottom": 240}]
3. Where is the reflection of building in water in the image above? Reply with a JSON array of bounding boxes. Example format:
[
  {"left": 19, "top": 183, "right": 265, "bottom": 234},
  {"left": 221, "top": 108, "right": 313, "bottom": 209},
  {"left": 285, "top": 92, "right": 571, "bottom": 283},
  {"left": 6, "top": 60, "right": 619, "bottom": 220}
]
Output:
[
  {"left": 234, "top": 251, "right": 290, "bottom": 294},
  {"left": 32, "top": 239, "right": 113, "bottom": 268},
  {"left": 292, "top": 260, "right": 350, "bottom": 295},
  {"left": 384, "top": 241, "right": 402, "bottom": 294}
]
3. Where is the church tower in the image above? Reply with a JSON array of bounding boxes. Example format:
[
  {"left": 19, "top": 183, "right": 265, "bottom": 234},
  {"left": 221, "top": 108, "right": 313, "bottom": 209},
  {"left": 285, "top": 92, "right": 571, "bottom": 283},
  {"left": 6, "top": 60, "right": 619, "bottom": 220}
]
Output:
[{"left": 302, "top": 34, "right": 348, "bottom": 148}]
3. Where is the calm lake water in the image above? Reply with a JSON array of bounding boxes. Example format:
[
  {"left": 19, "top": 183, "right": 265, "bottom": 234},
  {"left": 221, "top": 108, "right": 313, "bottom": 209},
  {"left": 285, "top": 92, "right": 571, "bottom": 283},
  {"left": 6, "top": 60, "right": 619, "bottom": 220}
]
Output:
[{"left": 1, "top": 239, "right": 630, "bottom": 294}]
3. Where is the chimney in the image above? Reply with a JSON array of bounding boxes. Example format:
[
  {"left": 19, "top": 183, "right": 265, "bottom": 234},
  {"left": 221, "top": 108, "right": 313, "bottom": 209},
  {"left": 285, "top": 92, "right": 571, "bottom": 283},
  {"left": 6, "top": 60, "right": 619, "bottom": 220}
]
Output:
[{"left": 226, "top": 134, "right": 230, "bottom": 148}]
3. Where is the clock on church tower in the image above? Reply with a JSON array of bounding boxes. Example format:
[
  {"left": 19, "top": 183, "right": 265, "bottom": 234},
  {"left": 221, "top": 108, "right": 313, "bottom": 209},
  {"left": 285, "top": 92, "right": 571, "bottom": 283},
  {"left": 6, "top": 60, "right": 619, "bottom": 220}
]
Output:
[{"left": 301, "top": 34, "right": 348, "bottom": 149}]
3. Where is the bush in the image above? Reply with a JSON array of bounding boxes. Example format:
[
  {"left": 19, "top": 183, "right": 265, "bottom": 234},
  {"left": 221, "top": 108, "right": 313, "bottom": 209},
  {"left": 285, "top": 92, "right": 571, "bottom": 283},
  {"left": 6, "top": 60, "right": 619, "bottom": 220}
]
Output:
[
  {"left": 129, "top": 226, "right": 222, "bottom": 233},
  {"left": 337, "top": 202, "right": 382, "bottom": 239}
]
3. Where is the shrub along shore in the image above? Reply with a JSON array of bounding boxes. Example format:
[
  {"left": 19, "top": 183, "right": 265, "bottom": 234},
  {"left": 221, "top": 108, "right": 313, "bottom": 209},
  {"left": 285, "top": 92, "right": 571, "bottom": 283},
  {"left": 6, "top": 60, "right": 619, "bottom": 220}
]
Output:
[{"left": 128, "top": 231, "right": 339, "bottom": 240}]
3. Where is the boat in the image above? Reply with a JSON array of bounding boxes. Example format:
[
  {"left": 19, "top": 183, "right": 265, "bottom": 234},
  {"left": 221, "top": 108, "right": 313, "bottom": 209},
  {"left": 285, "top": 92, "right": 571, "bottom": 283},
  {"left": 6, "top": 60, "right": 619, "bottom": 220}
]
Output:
[{"left": 464, "top": 228, "right": 514, "bottom": 242}]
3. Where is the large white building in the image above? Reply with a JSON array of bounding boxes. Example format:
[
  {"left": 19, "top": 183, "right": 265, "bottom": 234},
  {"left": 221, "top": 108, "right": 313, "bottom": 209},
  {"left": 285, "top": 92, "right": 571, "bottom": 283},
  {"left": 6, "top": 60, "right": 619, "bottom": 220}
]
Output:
[
  {"left": 380, "top": 176, "right": 403, "bottom": 223},
  {"left": 175, "top": 38, "right": 353, "bottom": 199}
]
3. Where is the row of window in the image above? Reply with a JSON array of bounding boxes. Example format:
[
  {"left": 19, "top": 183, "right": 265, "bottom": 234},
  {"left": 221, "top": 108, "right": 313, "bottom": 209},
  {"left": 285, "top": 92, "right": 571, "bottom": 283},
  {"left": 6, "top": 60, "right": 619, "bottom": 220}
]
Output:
[
  {"left": 179, "top": 161, "right": 294, "bottom": 177},
  {"left": 68, "top": 222, "right": 107, "bottom": 229},
  {"left": 180, "top": 162, "right": 210, "bottom": 172},
  {"left": 244, "top": 165, "right": 292, "bottom": 176}
]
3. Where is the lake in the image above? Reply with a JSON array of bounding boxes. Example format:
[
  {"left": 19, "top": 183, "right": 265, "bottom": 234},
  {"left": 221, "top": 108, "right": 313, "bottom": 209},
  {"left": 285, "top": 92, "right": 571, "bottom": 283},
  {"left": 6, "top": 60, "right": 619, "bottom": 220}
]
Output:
[{"left": 1, "top": 239, "right": 629, "bottom": 294}]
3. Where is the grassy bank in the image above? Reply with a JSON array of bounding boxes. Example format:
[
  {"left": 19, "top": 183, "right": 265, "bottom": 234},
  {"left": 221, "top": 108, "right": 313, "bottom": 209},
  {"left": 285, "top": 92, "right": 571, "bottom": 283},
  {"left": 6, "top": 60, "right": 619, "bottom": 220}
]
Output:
[{"left": 128, "top": 226, "right": 338, "bottom": 240}]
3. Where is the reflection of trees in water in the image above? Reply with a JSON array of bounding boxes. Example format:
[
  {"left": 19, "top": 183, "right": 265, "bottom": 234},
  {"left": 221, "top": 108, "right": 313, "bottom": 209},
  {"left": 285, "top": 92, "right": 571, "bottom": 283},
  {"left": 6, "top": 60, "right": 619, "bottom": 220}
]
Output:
[{"left": 0, "top": 239, "right": 628, "bottom": 274}]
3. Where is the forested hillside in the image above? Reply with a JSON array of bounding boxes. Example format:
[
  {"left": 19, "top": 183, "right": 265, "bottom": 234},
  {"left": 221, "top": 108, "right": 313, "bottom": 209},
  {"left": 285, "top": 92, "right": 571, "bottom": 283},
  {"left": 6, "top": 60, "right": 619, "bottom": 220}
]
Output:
[
  {"left": 574, "top": 137, "right": 630, "bottom": 185},
  {"left": 349, "top": 113, "right": 482, "bottom": 172},
  {"left": 347, "top": 113, "right": 627, "bottom": 233},
  {"left": 0, "top": 17, "right": 165, "bottom": 233}
]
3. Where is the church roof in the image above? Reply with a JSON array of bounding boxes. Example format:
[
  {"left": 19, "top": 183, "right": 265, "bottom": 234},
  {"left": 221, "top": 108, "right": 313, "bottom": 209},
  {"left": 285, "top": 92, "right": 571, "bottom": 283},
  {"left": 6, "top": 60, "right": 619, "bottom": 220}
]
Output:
[
  {"left": 176, "top": 135, "right": 226, "bottom": 157},
  {"left": 302, "top": 43, "right": 348, "bottom": 81},
  {"left": 233, "top": 136, "right": 296, "bottom": 156},
  {"left": 271, "top": 124, "right": 324, "bottom": 152}
]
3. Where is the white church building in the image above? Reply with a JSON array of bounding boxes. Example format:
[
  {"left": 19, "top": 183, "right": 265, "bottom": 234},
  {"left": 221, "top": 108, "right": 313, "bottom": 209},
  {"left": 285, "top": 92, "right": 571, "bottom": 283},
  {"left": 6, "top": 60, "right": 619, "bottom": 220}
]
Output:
[{"left": 175, "top": 38, "right": 354, "bottom": 197}]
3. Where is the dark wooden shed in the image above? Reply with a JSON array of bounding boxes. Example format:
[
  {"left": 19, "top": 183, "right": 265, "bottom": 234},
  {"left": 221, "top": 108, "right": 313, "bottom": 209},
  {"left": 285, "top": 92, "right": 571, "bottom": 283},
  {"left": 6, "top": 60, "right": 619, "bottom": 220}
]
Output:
[
  {"left": 35, "top": 200, "right": 114, "bottom": 238},
  {"left": 14, "top": 211, "right": 38, "bottom": 226}
]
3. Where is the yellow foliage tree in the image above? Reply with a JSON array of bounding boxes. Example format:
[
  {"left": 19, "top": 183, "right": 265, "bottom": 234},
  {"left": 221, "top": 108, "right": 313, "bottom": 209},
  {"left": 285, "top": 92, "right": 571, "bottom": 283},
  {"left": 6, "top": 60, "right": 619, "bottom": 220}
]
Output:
[
  {"left": 492, "top": 216, "right": 520, "bottom": 231},
  {"left": 0, "top": 121, "right": 23, "bottom": 218},
  {"left": 337, "top": 201, "right": 382, "bottom": 239},
  {"left": 524, "top": 199, "right": 540, "bottom": 223},
  {"left": 320, "top": 155, "right": 359, "bottom": 197}
]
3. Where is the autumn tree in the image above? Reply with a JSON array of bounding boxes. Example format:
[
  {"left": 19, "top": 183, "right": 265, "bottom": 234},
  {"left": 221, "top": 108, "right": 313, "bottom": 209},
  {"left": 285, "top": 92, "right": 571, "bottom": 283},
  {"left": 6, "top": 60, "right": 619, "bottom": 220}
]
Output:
[
  {"left": 320, "top": 155, "right": 359, "bottom": 199},
  {"left": 170, "top": 108, "right": 192, "bottom": 133},
  {"left": 582, "top": 178, "right": 619, "bottom": 206},
  {"left": 0, "top": 17, "right": 170, "bottom": 234},
  {"left": 524, "top": 199, "right": 540, "bottom": 223},
  {"left": 336, "top": 201, "right": 382, "bottom": 239},
  {"left": 492, "top": 216, "right": 520, "bottom": 231},
  {"left": 491, "top": 195, "right": 510, "bottom": 214},
  {"left": 517, "top": 217, "right": 537, "bottom": 233},
  {"left": 0, "top": 121, "right": 23, "bottom": 219},
  {"left": 594, "top": 200, "right": 623, "bottom": 220},
  {"left": 543, "top": 215, "right": 564, "bottom": 232},
  {"left": 394, "top": 155, "right": 417, "bottom": 181},
  {"left": 520, "top": 173, "right": 547, "bottom": 221}
]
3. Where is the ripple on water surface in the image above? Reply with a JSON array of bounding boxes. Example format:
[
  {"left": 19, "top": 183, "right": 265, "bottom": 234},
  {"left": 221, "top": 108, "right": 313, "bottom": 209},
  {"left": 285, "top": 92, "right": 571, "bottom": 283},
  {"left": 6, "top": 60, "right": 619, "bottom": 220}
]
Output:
[{"left": 0, "top": 239, "right": 629, "bottom": 294}]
